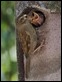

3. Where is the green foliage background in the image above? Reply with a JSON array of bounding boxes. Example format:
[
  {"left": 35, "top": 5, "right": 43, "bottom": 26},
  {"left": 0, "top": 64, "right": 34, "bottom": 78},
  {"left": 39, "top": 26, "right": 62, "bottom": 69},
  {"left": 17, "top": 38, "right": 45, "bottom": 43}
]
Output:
[{"left": 1, "top": 1, "right": 18, "bottom": 81}]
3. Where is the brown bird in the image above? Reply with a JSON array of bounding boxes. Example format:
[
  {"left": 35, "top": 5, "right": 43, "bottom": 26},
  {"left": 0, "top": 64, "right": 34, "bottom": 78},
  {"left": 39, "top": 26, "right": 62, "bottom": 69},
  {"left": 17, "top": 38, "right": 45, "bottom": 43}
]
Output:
[
  {"left": 16, "top": 14, "right": 37, "bottom": 78},
  {"left": 16, "top": 11, "right": 45, "bottom": 78}
]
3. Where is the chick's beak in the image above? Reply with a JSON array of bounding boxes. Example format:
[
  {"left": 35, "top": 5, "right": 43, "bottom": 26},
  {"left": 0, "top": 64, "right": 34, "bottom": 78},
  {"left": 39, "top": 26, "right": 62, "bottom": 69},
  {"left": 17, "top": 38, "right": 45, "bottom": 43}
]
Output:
[{"left": 31, "top": 12, "right": 43, "bottom": 25}]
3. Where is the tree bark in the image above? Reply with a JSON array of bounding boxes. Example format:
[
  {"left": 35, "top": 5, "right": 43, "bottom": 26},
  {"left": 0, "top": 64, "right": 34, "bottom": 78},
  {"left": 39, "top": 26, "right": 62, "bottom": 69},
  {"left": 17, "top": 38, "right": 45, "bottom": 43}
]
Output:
[{"left": 16, "top": 30, "right": 25, "bottom": 81}]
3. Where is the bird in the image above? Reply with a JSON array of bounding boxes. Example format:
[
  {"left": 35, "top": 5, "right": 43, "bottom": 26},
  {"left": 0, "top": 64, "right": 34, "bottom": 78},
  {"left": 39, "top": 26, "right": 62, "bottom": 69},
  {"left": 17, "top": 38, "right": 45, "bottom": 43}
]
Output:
[
  {"left": 16, "top": 11, "right": 45, "bottom": 78},
  {"left": 28, "top": 11, "right": 45, "bottom": 27},
  {"left": 16, "top": 14, "right": 37, "bottom": 78}
]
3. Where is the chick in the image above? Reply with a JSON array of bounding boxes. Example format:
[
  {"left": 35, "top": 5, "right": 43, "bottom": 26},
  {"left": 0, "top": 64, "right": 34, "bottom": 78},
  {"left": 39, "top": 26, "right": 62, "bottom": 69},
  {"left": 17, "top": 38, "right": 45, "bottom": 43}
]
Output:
[{"left": 28, "top": 11, "right": 45, "bottom": 27}]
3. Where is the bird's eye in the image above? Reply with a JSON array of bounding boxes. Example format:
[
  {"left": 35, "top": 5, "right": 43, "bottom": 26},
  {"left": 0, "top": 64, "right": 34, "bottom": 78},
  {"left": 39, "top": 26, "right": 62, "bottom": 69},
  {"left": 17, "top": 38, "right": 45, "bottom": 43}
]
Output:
[
  {"left": 24, "top": 15, "right": 27, "bottom": 18},
  {"left": 25, "top": 15, "right": 27, "bottom": 18}
]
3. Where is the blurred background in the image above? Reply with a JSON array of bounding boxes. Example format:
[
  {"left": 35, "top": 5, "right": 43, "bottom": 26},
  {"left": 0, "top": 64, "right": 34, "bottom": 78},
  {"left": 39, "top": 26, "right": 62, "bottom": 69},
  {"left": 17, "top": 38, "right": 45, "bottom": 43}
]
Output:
[
  {"left": 1, "top": 1, "right": 18, "bottom": 81},
  {"left": 1, "top": 1, "right": 61, "bottom": 81}
]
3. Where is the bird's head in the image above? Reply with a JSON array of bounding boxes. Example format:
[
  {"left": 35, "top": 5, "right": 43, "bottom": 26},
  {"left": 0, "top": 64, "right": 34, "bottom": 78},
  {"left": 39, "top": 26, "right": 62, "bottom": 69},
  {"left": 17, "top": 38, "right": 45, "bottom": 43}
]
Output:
[{"left": 28, "top": 11, "right": 46, "bottom": 27}]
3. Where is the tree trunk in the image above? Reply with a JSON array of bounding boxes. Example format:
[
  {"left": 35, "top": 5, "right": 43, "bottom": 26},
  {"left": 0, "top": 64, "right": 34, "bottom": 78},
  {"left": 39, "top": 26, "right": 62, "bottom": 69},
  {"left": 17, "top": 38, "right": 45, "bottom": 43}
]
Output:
[{"left": 16, "top": 30, "right": 25, "bottom": 81}]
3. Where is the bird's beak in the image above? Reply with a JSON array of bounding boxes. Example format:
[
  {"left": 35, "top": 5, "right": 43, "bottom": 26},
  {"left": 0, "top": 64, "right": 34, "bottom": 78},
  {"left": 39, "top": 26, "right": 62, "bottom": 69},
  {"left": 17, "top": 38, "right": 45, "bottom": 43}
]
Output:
[{"left": 31, "top": 12, "right": 42, "bottom": 25}]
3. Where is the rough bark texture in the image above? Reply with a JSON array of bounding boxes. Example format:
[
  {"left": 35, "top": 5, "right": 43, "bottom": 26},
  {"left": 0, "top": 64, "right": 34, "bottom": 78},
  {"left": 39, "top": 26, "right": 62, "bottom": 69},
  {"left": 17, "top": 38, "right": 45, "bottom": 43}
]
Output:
[
  {"left": 16, "top": 30, "right": 25, "bottom": 81},
  {"left": 26, "top": 13, "right": 61, "bottom": 81},
  {"left": 16, "top": 1, "right": 61, "bottom": 81}
]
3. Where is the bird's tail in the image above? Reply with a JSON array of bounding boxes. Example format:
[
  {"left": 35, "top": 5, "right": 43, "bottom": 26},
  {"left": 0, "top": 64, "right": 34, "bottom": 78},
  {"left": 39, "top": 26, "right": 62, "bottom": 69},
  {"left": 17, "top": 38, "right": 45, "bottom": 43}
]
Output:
[{"left": 25, "top": 55, "right": 30, "bottom": 78}]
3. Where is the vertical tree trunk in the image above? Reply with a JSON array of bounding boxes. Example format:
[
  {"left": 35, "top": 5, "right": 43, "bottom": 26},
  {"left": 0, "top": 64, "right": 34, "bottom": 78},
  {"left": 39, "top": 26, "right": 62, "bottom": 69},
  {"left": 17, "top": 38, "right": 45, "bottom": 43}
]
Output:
[{"left": 16, "top": 30, "right": 25, "bottom": 81}]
